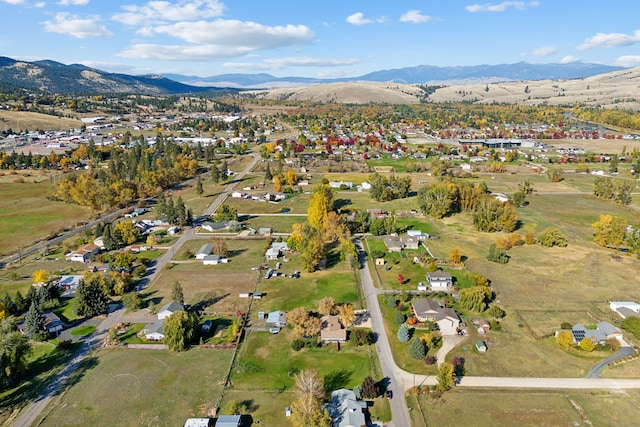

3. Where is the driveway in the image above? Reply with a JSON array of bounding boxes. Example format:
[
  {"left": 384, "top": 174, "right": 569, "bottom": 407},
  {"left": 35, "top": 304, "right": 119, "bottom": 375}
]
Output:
[
  {"left": 585, "top": 342, "right": 636, "bottom": 379},
  {"left": 436, "top": 334, "right": 466, "bottom": 366}
]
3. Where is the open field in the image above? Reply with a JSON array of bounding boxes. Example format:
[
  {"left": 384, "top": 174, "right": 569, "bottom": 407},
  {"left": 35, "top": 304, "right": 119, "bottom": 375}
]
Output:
[
  {"left": 36, "top": 348, "right": 234, "bottom": 427},
  {"left": 0, "top": 181, "right": 91, "bottom": 257},
  {"left": 225, "top": 192, "right": 312, "bottom": 215},
  {"left": 408, "top": 389, "right": 640, "bottom": 427},
  {"left": 0, "top": 110, "right": 82, "bottom": 132}
]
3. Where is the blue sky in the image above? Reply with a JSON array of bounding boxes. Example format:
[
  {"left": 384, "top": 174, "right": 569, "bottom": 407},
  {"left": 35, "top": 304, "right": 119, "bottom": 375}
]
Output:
[{"left": 1, "top": 0, "right": 640, "bottom": 77}]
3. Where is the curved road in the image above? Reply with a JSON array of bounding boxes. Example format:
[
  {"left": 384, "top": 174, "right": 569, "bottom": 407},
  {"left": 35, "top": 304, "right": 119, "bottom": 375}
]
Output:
[{"left": 356, "top": 239, "right": 640, "bottom": 427}]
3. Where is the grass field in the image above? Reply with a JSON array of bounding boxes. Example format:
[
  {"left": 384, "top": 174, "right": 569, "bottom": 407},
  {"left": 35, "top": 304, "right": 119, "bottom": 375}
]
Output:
[
  {"left": 69, "top": 325, "right": 96, "bottom": 336},
  {"left": 0, "top": 181, "right": 91, "bottom": 257},
  {"left": 408, "top": 389, "right": 640, "bottom": 427},
  {"left": 0, "top": 110, "right": 82, "bottom": 132},
  {"left": 37, "top": 348, "right": 234, "bottom": 427}
]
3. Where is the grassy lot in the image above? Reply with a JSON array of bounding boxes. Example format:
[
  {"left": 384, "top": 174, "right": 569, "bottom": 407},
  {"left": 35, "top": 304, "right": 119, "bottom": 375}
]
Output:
[
  {"left": 407, "top": 389, "right": 640, "bottom": 427},
  {"left": 200, "top": 316, "right": 237, "bottom": 345},
  {"left": 225, "top": 192, "right": 312, "bottom": 215},
  {"left": 51, "top": 297, "right": 80, "bottom": 323},
  {"left": 69, "top": 325, "right": 96, "bottom": 336},
  {"left": 37, "top": 348, "right": 234, "bottom": 427},
  {"left": 377, "top": 295, "right": 439, "bottom": 375},
  {"left": 0, "top": 342, "right": 80, "bottom": 426},
  {"left": 241, "top": 215, "right": 302, "bottom": 234},
  {"left": 0, "top": 181, "right": 91, "bottom": 257}
]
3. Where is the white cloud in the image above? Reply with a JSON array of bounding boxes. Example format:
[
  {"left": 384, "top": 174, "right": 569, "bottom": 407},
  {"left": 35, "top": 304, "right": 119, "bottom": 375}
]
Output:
[
  {"left": 466, "top": 1, "right": 539, "bottom": 13},
  {"left": 400, "top": 10, "right": 431, "bottom": 24},
  {"left": 1, "top": 0, "right": 26, "bottom": 4},
  {"left": 527, "top": 46, "right": 557, "bottom": 56},
  {"left": 34, "top": 2, "right": 45, "bottom": 7},
  {"left": 347, "top": 12, "right": 373, "bottom": 26},
  {"left": 43, "top": 12, "right": 113, "bottom": 38},
  {"left": 614, "top": 55, "right": 640, "bottom": 67},
  {"left": 224, "top": 57, "right": 359, "bottom": 71},
  {"left": 560, "top": 55, "right": 580, "bottom": 64},
  {"left": 57, "top": 0, "right": 90, "bottom": 5},
  {"left": 119, "top": 20, "right": 314, "bottom": 60},
  {"left": 577, "top": 30, "right": 640, "bottom": 51},
  {"left": 112, "top": 0, "right": 225, "bottom": 26}
]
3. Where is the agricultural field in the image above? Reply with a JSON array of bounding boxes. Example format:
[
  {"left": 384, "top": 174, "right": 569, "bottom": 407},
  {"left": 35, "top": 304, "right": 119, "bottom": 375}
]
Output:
[
  {"left": 0, "top": 179, "right": 91, "bottom": 257},
  {"left": 36, "top": 348, "right": 234, "bottom": 427}
]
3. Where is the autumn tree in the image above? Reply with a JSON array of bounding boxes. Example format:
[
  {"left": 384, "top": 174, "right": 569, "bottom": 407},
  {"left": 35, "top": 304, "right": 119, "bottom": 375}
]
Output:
[
  {"left": 285, "top": 169, "right": 298, "bottom": 186},
  {"left": 337, "top": 303, "right": 356, "bottom": 327},
  {"left": 437, "top": 362, "right": 455, "bottom": 391},
  {"left": 212, "top": 238, "right": 228, "bottom": 257},
  {"left": 449, "top": 248, "right": 462, "bottom": 264},
  {"left": 547, "top": 167, "right": 564, "bottom": 182},
  {"left": 290, "top": 369, "right": 331, "bottom": 427},
  {"left": 361, "top": 375, "right": 378, "bottom": 399},
  {"left": 537, "top": 228, "right": 568, "bottom": 247},
  {"left": 472, "top": 196, "right": 517, "bottom": 233},
  {"left": 579, "top": 337, "right": 595, "bottom": 352},
  {"left": 273, "top": 176, "right": 283, "bottom": 193},
  {"left": 592, "top": 214, "right": 627, "bottom": 248},
  {"left": 316, "top": 297, "right": 336, "bottom": 315},
  {"left": 307, "top": 184, "right": 334, "bottom": 229},
  {"left": 459, "top": 285, "right": 491, "bottom": 312},
  {"left": 288, "top": 307, "right": 311, "bottom": 337},
  {"left": 113, "top": 221, "right": 140, "bottom": 246},
  {"left": 32, "top": 269, "right": 49, "bottom": 284},
  {"left": 556, "top": 330, "right": 574, "bottom": 348}
]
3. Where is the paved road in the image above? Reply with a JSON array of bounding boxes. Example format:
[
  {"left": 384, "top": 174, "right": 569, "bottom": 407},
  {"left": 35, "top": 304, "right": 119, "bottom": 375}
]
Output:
[
  {"left": 357, "top": 241, "right": 411, "bottom": 427},
  {"left": 11, "top": 306, "right": 126, "bottom": 427},
  {"left": 11, "top": 153, "right": 261, "bottom": 427}
]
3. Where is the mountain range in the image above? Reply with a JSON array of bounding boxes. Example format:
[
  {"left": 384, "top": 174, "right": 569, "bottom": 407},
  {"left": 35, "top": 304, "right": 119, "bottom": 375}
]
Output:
[{"left": 0, "top": 56, "right": 626, "bottom": 95}]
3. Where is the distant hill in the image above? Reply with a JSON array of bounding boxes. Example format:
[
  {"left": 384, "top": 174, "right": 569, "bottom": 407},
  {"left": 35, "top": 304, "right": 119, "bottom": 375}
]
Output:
[
  {"left": 0, "top": 56, "right": 231, "bottom": 95},
  {"left": 164, "top": 62, "right": 625, "bottom": 88},
  {"left": 247, "top": 67, "right": 640, "bottom": 110}
]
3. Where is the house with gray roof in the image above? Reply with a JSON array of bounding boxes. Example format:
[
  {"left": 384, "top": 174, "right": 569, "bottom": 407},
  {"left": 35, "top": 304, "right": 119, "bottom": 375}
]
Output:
[
  {"left": 157, "top": 301, "right": 184, "bottom": 320},
  {"left": 411, "top": 298, "right": 460, "bottom": 334},
  {"left": 195, "top": 243, "right": 214, "bottom": 260},
  {"left": 143, "top": 319, "right": 165, "bottom": 341},
  {"left": 427, "top": 270, "right": 453, "bottom": 292},
  {"left": 569, "top": 321, "right": 623, "bottom": 345},
  {"left": 325, "top": 388, "right": 367, "bottom": 427}
]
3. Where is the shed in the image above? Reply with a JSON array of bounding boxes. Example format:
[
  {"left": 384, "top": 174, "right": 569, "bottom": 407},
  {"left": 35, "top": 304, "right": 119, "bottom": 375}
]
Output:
[
  {"left": 215, "top": 415, "right": 241, "bottom": 427},
  {"left": 253, "top": 292, "right": 263, "bottom": 299},
  {"left": 476, "top": 340, "right": 487, "bottom": 352},
  {"left": 375, "top": 258, "right": 385, "bottom": 266}
]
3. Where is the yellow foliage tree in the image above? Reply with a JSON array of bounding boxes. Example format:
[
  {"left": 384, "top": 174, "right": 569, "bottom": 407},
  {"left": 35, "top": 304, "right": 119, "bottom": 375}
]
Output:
[
  {"left": 273, "top": 176, "right": 283, "bottom": 193},
  {"left": 556, "top": 330, "right": 574, "bottom": 348},
  {"left": 285, "top": 169, "right": 298, "bottom": 186},
  {"left": 449, "top": 248, "right": 461, "bottom": 264},
  {"left": 33, "top": 269, "right": 49, "bottom": 283}
]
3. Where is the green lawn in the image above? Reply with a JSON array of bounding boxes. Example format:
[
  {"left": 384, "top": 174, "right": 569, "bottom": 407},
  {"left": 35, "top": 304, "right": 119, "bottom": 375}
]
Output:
[
  {"left": 69, "top": 325, "right": 96, "bottom": 336},
  {"left": 37, "top": 348, "right": 234, "bottom": 427},
  {"left": 52, "top": 297, "right": 80, "bottom": 323}
]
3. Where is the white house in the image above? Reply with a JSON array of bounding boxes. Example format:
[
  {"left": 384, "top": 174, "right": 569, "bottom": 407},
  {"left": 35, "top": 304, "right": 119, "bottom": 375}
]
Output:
[
  {"left": 143, "top": 319, "right": 165, "bottom": 341},
  {"left": 167, "top": 226, "right": 180, "bottom": 235},
  {"left": 265, "top": 247, "right": 280, "bottom": 260},
  {"left": 610, "top": 301, "right": 640, "bottom": 319},
  {"left": 157, "top": 301, "right": 184, "bottom": 320},
  {"left": 195, "top": 243, "right": 213, "bottom": 260},
  {"left": 202, "top": 255, "right": 228, "bottom": 265},
  {"left": 427, "top": 271, "right": 453, "bottom": 291},
  {"left": 183, "top": 418, "right": 212, "bottom": 427},
  {"left": 325, "top": 389, "right": 367, "bottom": 427},
  {"left": 65, "top": 244, "right": 100, "bottom": 263}
]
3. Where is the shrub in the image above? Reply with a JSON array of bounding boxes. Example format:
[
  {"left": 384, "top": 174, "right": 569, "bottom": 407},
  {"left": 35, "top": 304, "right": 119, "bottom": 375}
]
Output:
[
  {"left": 621, "top": 317, "right": 640, "bottom": 339},
  {"left": 604, "top": 337, "right": 621, "bottom": 351},
  {"left": 487, "top": 305, "right": 506, "bottom": 319},
  {"left": 387, "top": 296, "right": 397, "bottom": 309},
  {"left": 291, "top": 339, "right": 306, "bottom": 351},
  {"left": 508, "top": 233, "right": 524, "bottom": 247},
  {"left": 407, "top": 316, "right": 418, "bottom": 325},
  {"left": 487, "top": 243, "right": 509, "bottom": 264},
  {"left": 524, "top": 232, "right": 537, "bottom": 245},
  {"left": 370, "top": 250, "right": 385, "bottom": 259},
  {"left": 537, "top": 227, "right": 568, "bottom": 247},
  {"left": 361, "top": 376, "right": 378, "bottom": 399},
  {"left": 489, "top": 320, "right": 502, "bottom": 331},
  {"left": 57, "top": 339, "right": 75, "bottom": 350},
  {"left": 349, "top": 328, "right": 374, "bottom": 346},
  {"left": 556, "top": 330, "right": 574, "bottom": 348},
  {"left": 451, "top": 356, "right": 465, "bottom": 377},
  {"left": 495, "top": 238, "right": 512, "bottom": 250},
  {"left": 395, "top": 311, "right": 407, "bottom": 324},
  {"left": 560, "top": 322, "right": 572, "bottom": 330},
  {"left": 424, "top": 356, "right": 437, "bottom": 365},
  {"left": 579, "top": 337, "right": 595, "bottom": 352},
  {"left": 409, "top": 338, "right": 427, "bottom": 360}
]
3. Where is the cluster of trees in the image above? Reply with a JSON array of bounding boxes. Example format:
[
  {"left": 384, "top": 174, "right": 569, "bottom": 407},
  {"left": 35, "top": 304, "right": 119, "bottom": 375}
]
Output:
[
  {"left": 55, "top": 138, "right": 200, "bottom": 210},
  {"left": 0, "top": 317, "right": 31, "bottom": 388},
  {"left": 75, "top": 275, "right": 111, "bottom": 318},
  {"left": 156, "top": 194, "right": 193, "bottom": 226},
  {"left": 368, "top": 173, "right": 412, "bottom": 202},
  {"left": 417, "top": 179, "right": 517, "bottom": 233},
  {"left": 163, "top": 310, "right": 199, "bottom": 352},
  {"left": 592, "top": 214, "right": 634, "bottom": 250},
  {"left": 593, "top": 177, "right": 632, "bottom": 206},
  {"left": 287, "top": 297, "right": 356, "bottom": 339},
  {"left": 288, "top": 184, "right": 357, "bottom": 272}
]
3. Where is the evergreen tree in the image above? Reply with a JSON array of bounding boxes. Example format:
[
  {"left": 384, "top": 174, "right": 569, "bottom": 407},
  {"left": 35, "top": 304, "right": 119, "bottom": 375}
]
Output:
[
  {"left": 211, "top": 164, "right": 220, "bottom": 183},
  {"left": 221, "top": 160, "right": 228, "bottom": 180},
  {"left": 409, "top": 338, "right": 427, "bottom": 360},
  {"left": 3, "top": 292, "right": 15, "bottom": 316},
  {"left": 196, "top": 176, "right": 203, "bottom": 197},
  {"left": 397, "top": 324, "right": 410, "bottom": 343},
  {"left": 264, "top": 163, "right": 273, "bottom": 182},
  {"left": 14, "top": 290, "right": 27, "bottom": 313},
  {"left": 175, "top": 197, "right": 187, "bottom": 226},
  {"left": 23, "top": 302, "right": 44, "bottom": 339},
  {"left": 171, "top": 281, "right": 185, "bottom": 304},
  {"left": 75, "top": 277, "right": 110, "bottom": 318}
]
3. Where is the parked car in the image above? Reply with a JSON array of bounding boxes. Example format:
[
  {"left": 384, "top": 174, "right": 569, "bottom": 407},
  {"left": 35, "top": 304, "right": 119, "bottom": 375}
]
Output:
[{"left": 386, "top": 390, "right": 393, "bottom": 400}]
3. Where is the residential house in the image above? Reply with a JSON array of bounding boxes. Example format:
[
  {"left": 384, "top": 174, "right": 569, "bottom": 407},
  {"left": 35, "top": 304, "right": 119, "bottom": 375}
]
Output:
[
  {"left": 202, "top": 255, "right": 228, "bottom": 265},
  {"left": 266, "top": 311, "right": 287, "bottom": 327},
  {"left": 215, "top": 415, "right": 241, "bottom": 427},
  {"left": 157, "top": 301, "right": 184, "bottom": 320},
  {"left": 183, "top": 418, "right": 212, "bottom": 427},
  {"left": 320, "top": 315, "right": 347, "bottom": 343},
  {"left": 399, "top": 235, "right": 420, "bottom": 250},
  {"left": 407, "top": 230, "right": 429, "bottom": 240},
  {"left": 271, "top": 241, "right": 290, "bottom": 252},
  {"left": 143, "top": 319, "right": 165, "bottom": 341},
  {"left": 56, "top": 275, "right": 84, "bottom": 297},
  {"left": 201, "top": 221, "right": 229, "bottom": 232},
  {"left": 382, "top": 236, "right": 403, "bottom": 253},
  {"left": 265, "top": 247, "right": 280, "bottom": 261},
  {"left": 568, "top": 321, "right": 623, "bottom": 345},
  {"left": 325, "top": 388, "right": 367, "bottom": 427},
  {"left": 125, "top": 208, "right": 146, "bottom": 218},
  {"left": 427, "top": 271, "right": 454, "bottom": 292},
  {"left": 411, "top": 298, "right": 461, "bottom": 334},
  {"left": 258, "top": 227, "right": 272, "bottom": 236},
  {"left": 264, "top": 192, "right": 286, "bottom": 202},
  {"left": 231, "top": 191, "right": 245, "bottom": 198},
  {"left": 610, "top": 301, "right": 640, "bottom": 319},
  {"left": 328, "top": 181, "right": 353, "bottom": 189},
  {"left": 65, "top": 243, "right": 100, "bottom": 263},
  {"left": 195, "top": 243, "right": 214, "bottom": 260},
  {"left": 167, "top": 226, "right": 180, "bottom": 235},
  {"left": 42, "top": 312, "right": 65, "bottom": 335}
]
